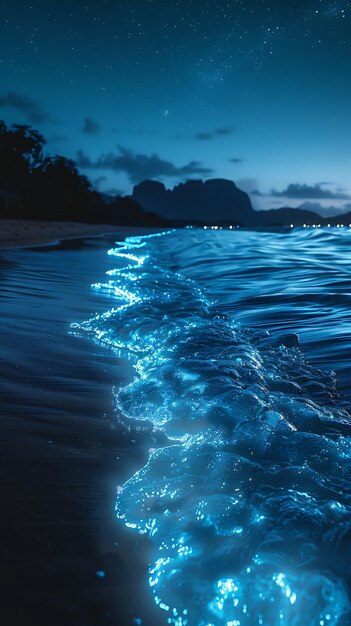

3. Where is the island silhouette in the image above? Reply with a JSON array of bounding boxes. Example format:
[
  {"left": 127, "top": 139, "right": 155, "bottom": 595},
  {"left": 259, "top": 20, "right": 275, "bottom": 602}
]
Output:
[{"left": 1, "top": 120, "right": 349, "bottom": 228}]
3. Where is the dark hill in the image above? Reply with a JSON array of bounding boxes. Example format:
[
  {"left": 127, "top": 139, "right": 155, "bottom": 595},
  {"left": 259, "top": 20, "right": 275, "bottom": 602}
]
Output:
[
  {"left": 327, "top": 211, "right": 351, "bottom": 226},
  {"left": 132, "top": 178, "right": 348, "bottom": 227},
  {"left": 132, "top": 178, "right": 255, "bottom": 225},
  {"left": 0, "top": 120, "right": 346, "bottom": 228},
  {"left": 256, "top": 207, "right": 323, "bottom": 227}
]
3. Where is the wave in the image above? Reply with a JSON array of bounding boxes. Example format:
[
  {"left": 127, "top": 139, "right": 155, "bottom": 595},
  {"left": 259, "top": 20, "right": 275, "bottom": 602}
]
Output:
[{"left": 71, "top": 230, "right": 351, "bottom": 626}]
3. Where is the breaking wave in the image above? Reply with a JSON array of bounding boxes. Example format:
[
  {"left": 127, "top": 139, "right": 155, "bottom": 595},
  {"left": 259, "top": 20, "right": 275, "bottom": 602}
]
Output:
[{"left": 72, "top": 229, "right": 351, "bottom": 626}]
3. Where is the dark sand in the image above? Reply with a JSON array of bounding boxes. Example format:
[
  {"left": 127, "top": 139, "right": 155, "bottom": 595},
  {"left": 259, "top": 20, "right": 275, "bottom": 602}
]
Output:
[
  {"left": 0, "top": 219, "right": 150, "bottom": 249},
  {"left": 0, "top": 234, "right": 165, "bottom": 626}
]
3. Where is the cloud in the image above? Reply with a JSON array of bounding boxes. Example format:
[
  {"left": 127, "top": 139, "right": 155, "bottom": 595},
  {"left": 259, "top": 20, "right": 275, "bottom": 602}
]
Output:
[
  {"left": 76, "top": 146, "right": 213, "bottom": 183},
  {"left": 0, "top": 91, "right": 51, "bottom": 123},
  {"left": 82, "top": 117, "right": 101, "bottom": 135},
  {"left": 271, "top": 183, "right": 351, "bottom": 200},
  {"left": 196, "top": 132, "right": 213, "bottom": 141},
  {"left": 229, "top": 157, "right": 243, "bottom": 164},
  {"left": 76, "top": 151, "right": 93, "bottom": 169},
  {"left": 216, "top": 128, "right": 234, "bottom": 136},
  {"left": 236, "top": 178, "right": 261, "bottom": 194},
  {"left": 93, "top": 175, "right": 107, "bottom": 188},
  {"left": 111, "top": 126, "right": 157, "bottom": 136},
  {"left": 51, "top": 135, "right": 68, "bottom": 143},
  {"left": 103, "top": 188, "right": 124, "bottom": 197},
  {"left": 195, "top": 127, "right": 235, "bottom": 141}
]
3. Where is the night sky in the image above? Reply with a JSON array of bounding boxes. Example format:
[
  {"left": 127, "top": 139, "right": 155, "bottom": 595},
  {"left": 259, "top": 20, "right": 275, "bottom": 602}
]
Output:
[{"left": 1, "top": 0, "right": 350, "bottom": 213}]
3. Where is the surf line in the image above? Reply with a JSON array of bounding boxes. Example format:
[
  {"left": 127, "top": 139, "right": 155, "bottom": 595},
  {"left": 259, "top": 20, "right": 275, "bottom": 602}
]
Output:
[{"left": 72, "top": 229, "right": 351, "bottom": 626}]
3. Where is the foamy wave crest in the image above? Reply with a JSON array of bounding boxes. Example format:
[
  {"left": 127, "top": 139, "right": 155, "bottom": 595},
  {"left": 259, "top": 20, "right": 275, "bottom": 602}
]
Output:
[{"left": 72, "top": 230, "right": 351, "bottom": 626}]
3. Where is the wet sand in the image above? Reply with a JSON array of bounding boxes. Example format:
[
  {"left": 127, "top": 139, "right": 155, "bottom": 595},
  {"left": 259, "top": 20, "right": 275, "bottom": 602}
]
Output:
[
  {"left": 0, "top": 219, "right": 151, "bottom": 249},
  {"left": 0, "top": 234, "right": 165, "bottom": 626}
]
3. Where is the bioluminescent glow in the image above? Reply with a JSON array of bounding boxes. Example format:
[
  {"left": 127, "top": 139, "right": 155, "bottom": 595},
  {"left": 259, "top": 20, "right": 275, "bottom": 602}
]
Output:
[{"left": 72, "top": 229, "right": 351, "bottom": 625}]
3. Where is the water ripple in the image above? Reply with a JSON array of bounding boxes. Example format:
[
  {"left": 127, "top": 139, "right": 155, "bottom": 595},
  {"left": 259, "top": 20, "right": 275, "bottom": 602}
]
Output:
[{"left": 72, "top": 229, "right": 351, "bottom": 626}]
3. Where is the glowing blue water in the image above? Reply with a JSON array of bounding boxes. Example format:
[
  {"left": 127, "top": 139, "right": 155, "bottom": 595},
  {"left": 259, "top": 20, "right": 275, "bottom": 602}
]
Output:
[{"left": 72, "top": 228, "right": 351, "bottom": 626}]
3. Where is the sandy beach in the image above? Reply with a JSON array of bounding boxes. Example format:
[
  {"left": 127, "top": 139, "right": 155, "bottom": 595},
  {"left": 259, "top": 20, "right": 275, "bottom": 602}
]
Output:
[
  {"left": 0, "top": 236, "right": 164, "bottom": 626},
  {"left": 0, "top": 219, "right": 151, "bottom": 249}
]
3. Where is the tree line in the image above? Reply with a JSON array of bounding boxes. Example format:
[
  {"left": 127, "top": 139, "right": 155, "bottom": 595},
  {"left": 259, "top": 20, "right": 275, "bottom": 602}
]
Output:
[{"left": 0, "top": 121, "right": 164, "bottom": 225}]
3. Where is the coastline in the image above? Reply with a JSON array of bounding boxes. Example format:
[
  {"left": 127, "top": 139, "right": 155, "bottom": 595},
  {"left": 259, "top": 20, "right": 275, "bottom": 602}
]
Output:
[
  {"left": 0, "top": 219, "right": 161, "bottom": 249},
  {"left": 0, "top": 238, "right": 164, "bottom": 626}
]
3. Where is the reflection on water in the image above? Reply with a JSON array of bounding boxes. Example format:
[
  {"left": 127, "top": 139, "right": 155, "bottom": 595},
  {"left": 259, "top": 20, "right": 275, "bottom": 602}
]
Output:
[
  {"left": 73, "top": 228, "right": 351, "bottom": 626},
  {"left": 0, "top": 234, "right": 166, "bottom": 626}
]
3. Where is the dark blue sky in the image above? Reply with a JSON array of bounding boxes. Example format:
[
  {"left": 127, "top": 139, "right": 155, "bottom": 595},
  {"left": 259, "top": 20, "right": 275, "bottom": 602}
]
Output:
[{"left": 1, "top": 0, "right": 350, "bottom": 212}]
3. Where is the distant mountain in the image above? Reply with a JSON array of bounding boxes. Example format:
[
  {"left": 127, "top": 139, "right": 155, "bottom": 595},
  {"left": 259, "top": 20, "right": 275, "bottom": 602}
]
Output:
[
  {"left": 257, "top": 208, "right": 351, "bottom": 227},
  {"left": 132, "top": 179, "right": 256, "bottom": 225},
  {"left": 325, "top": 211, "right": 351, "bottom": 226},
  {"left": 2, "top": 121, "right": 349, "bottom": 228},
  {"left": 297, "top": 202, "right": 351, "bottom": 218},
  {"left": 131, "top": 178, "right": 350, "bottom": 227},
  {"left": 256, "top": 207, "right": 322, "bottom": 227}
]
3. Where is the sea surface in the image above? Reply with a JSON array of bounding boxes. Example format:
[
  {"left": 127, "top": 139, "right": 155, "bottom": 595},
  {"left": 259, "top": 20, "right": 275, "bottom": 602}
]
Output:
[{"left": 1, "top": 227, "right": 351, "bottom": 626}]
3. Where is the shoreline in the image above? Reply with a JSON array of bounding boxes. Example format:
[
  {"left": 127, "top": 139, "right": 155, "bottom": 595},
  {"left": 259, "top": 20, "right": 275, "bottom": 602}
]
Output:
[{"left": 0, "top": 219, "right": 161, "bottom": 249}]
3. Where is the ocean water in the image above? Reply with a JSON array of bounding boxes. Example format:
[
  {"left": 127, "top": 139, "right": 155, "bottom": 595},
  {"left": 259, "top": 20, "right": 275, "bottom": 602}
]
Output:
[
  {"left": 1, "top": 227, "right": 351, "bottom": 626},
  {"left": 73, "top": 228, "right": 351, "bottom": 626}
]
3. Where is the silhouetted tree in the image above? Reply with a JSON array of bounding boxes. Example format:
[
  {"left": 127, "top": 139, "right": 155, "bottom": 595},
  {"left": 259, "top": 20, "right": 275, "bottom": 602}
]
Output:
[
  {"left": 0, "top": 121, "right": 45, "bottom": 193},
  {"left": 0, "top": 120, "right": 166, "bottom": 225},
  {"left": 105, "top": 196, "right": 146, "bottom": 223},
  {"left": 29, "top": 155, "right": 100, "bottom": 219}
]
